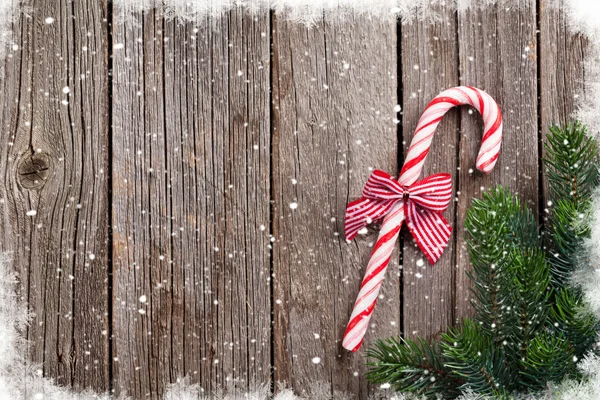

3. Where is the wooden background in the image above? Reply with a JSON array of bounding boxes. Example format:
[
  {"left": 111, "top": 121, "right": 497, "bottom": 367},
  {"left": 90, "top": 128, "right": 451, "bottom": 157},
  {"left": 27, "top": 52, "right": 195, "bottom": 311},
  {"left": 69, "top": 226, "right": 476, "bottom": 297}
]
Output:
[{"left": 0, "top": 0, "right": 589, "bottom": 398}]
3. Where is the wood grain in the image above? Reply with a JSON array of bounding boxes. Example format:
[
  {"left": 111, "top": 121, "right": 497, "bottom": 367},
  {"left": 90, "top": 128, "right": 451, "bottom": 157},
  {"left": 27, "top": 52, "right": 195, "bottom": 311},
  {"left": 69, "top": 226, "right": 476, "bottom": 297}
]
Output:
[
  {"left": 455, "top": 1, "right": 539, "bottom": 319},
  {"left": 111, "top": 5, "right": 271, "bottom": 397},
  {"left": 112, "top": 6, "right": 174, "bottom": 396},
  {"left": 272, "top": 15, "right": 399, "bottom": 399},
  {"left": 540, "top": 0, "right": 587, "bottom": 128},
  {"left": 0, "top": 0, "right": 110, "bottom": 392},
  {"left": 400, "top": 4, "right": 460, "bottom": 339}
]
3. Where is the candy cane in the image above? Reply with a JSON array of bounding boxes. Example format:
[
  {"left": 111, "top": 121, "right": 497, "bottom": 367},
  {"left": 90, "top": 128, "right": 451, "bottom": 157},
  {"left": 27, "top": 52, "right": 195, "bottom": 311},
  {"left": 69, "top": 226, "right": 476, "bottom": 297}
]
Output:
[{"left": 343, "top": 86, "right": 503, "bottom": 352}]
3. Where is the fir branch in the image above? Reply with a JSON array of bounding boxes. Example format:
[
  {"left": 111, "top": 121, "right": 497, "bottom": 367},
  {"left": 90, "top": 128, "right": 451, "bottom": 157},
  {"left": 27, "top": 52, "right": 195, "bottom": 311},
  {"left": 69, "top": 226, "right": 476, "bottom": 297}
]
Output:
[
  {"left": 546, "top": 199, "right": 592, "bottom": 285},
  {"left": 506, "top": 249, "right": 552, "bottom": 370},
  {"left": 550, "top": 288, "right": 600, "bottom": 359},
  {"left": 519, "top": 332, "right": 577, "bottom": 390},
  {"left": 440, "top": 319, "right": 511, "bottom": 396},
  {"left": 544, "top": 122, "right": 600, "bottom": 203},
  {"left": 366, "top": 337, "right": 462, "bottom": 398},
  {"left": 544, "top": 122, "right": 600, "bottom": 286},
  {"left": 465, "top": 188, "right": 539, "bottom": 346}
]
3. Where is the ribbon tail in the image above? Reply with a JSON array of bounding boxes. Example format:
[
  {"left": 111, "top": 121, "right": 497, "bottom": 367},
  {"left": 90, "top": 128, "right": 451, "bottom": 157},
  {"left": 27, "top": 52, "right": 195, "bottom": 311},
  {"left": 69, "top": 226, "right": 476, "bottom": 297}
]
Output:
[
  {"left": 345, "top": 198, "right": 370, "bottom": 241},
  {"left": 405, "top": 202, "right": 452, "bottom": 265}
]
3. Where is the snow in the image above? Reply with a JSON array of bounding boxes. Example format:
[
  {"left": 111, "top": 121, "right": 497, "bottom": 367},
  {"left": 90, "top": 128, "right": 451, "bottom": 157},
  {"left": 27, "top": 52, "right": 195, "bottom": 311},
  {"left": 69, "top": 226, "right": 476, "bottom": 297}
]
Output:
[
  {"left": 112, "top": 0, "right": 595, "bottom": 28},
  {"left": 0, "top": 1, "right": 597, "bottom": 399},
  {"left": 114, "top": 0, "right": 400, "bottom": 24},
  {"left": 0, "top": 253, "right": 112, "bottom": 399},
  {"left": 573, "top": 186, "right": 600, "bottom": 321},
  {"left": 548, "top": 353, "right": 600, "bottom": 400}
]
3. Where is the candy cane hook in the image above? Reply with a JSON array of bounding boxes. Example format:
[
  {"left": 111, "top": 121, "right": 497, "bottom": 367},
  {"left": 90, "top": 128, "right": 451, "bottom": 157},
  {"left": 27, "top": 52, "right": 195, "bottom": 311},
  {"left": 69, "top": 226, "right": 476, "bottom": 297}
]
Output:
[{"left": 343, "top": 86, "right": 503, "bottom": 352}]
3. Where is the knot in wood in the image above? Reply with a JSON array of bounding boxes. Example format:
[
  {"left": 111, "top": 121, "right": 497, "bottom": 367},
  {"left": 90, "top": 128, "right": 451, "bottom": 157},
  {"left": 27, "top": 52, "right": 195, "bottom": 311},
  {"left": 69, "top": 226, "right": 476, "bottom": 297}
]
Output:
[{"left": 17, "top": 151, "right": 51, "bottom": 190}]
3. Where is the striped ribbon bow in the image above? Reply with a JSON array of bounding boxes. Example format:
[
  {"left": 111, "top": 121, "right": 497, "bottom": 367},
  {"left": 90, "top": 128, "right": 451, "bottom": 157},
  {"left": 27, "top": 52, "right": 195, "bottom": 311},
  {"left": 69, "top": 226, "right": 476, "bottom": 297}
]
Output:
[{"left": 345, "top": 170, "right": 453, "bottom": 264}]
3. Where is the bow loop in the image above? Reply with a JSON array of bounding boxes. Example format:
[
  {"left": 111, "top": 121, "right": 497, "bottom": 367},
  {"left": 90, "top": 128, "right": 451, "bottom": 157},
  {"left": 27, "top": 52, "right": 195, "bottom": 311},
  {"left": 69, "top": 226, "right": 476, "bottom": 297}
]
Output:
[
  {"left": 362, "top": 170, "right": 405, "bottom": 200},
  {"left": 345, "top": 171, "right": 453, "bottom": 264},
  {"left": 406, "top": 173, "right": 453, "bottom": 212}
]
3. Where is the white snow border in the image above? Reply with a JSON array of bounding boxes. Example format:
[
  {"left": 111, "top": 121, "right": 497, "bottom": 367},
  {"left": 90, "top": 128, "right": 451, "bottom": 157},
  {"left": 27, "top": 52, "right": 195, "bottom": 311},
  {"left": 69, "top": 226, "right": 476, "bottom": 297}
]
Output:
[{"left": 1, "top": 0, "right": 600, "bottom": 399}]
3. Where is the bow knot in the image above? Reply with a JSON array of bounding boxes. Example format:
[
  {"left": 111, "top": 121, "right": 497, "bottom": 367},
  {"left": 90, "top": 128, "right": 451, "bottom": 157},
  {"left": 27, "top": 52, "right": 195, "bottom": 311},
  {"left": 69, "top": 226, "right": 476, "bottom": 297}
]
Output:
[{"left": 345, "top": 170, "right": 453, "bottom": 264}]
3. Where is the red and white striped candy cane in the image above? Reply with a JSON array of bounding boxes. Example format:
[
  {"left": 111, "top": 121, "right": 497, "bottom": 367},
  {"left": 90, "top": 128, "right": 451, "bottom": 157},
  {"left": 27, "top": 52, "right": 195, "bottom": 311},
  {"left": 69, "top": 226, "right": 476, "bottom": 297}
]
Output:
[{"left": 343, "top": 86, "right": 503, "bottom": 352}]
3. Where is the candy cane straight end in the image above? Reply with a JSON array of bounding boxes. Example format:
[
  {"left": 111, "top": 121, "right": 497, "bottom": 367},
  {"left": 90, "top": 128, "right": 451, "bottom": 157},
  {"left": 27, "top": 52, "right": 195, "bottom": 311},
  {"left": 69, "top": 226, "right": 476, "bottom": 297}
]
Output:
[
  {"left": 343, "top": 340, "right": 362, "bottom": 353},
  {"left": 342, "top": 325, "right": 365, "bottom": 352}
]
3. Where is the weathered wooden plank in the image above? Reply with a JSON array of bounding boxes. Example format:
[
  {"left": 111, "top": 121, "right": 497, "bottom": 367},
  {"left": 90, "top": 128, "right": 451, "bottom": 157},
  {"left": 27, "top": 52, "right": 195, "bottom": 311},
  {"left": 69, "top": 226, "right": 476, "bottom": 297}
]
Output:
[
  {"left": 400, "top": 4, "right": 460, "bottom": 339},
  {"left": 111, "top": 5, "right": 271, "bottom": 396},
  {"left": 540, "top": 0, "right": 587, "bottom": 129},
  {"left": 179, "top": 9, "right": 272, "bottom": 392},
  {"left": 107, "top": 7, "right": 148, "bottom": 395},
  {"left": 272, "top": 16, "right": 399, "bottom": 398},
  {"left": 540, "top": 0, "right": 588, "bottom": 198},
  {"left": 455, "top": 1, "right": 539, "bottom": 318},
  {"left": 0, "top": 0, "right": 110, "bottom": 392}
]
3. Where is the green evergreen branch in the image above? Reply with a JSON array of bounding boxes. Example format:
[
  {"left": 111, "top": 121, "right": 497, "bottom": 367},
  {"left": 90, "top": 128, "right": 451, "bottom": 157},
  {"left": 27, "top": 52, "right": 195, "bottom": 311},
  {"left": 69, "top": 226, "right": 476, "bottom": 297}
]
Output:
[
  {"left": 550, "top": 288, "right": 599, "bottom": 358},
  {"left": 465, "top": 188, "right": 538, "bottom": 347},
  {"left": 519, "top": 332, "right": 577, "bottom": 390},
  {"left": 544, "top": 122, "right": 599, "bottom": 203},
  {"left": 365, "top": 122, "right": 600, "bottom": 399},
  {"left": 507, "top": 249, "right": 552, "bottom": 369},
  {"left": 544, "top": 122, "right": 600, "bottom": 286},
  {"left": 546, "top": 199, "right": 591, "bottom": 285},
  {"left": 440, "top": 319, "right": 511, "bottom": 396},
  {"left": 366, "top": 337, "right": 462, "bottom": 399}
]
